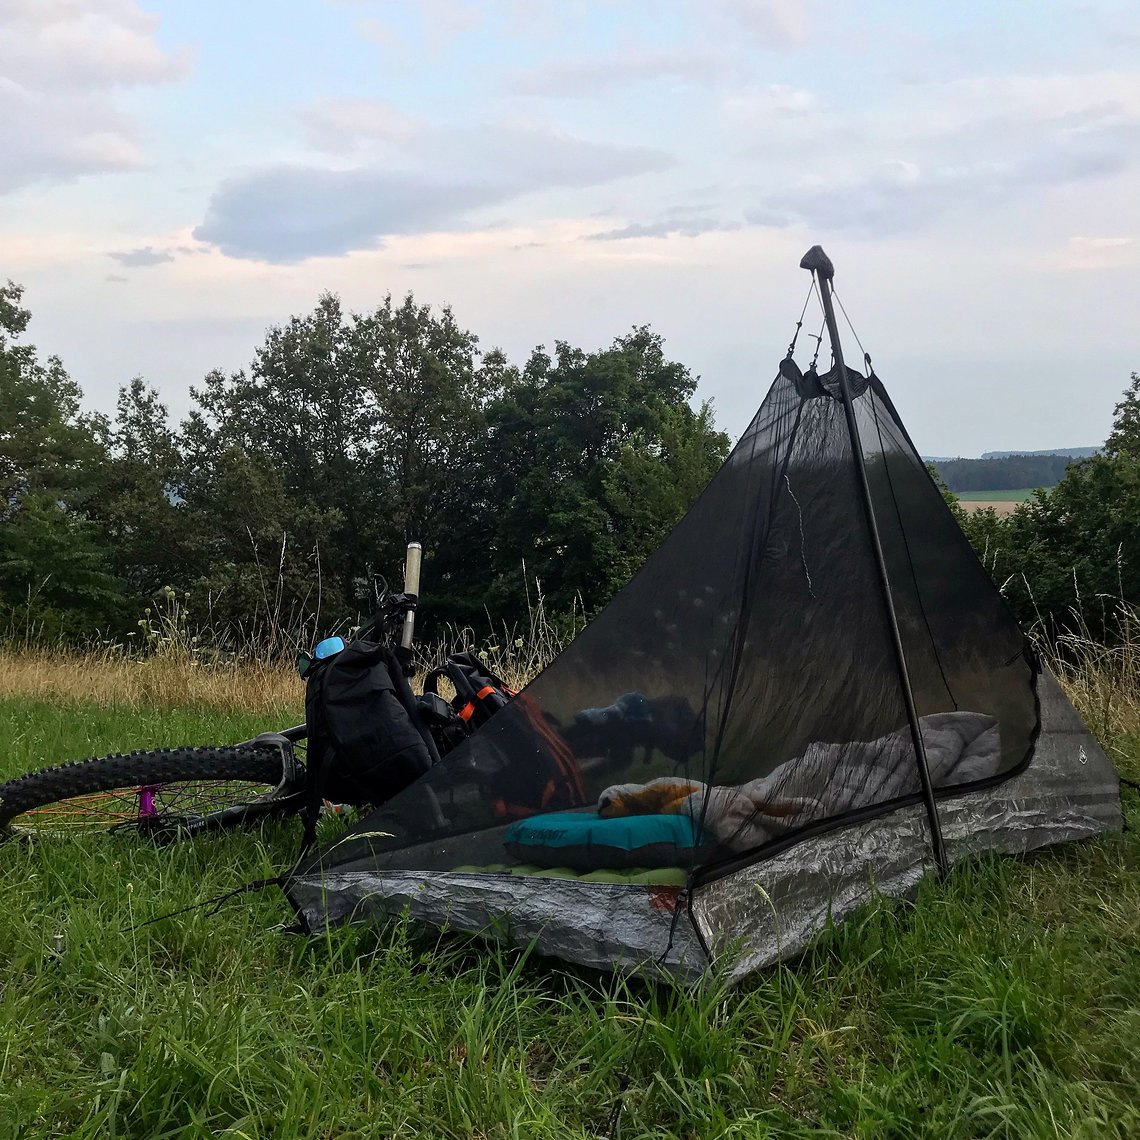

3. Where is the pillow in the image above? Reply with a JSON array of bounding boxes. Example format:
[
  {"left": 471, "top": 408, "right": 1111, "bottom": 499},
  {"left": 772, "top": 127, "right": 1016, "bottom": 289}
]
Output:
[{"left": 503, "top": 809, "right": 702, "bottom": 871}]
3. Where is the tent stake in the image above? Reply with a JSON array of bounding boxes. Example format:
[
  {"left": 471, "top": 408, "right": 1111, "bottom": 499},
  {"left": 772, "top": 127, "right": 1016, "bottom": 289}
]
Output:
[{"left": 799, "top": 245, "right": 949, "bottom": 879}]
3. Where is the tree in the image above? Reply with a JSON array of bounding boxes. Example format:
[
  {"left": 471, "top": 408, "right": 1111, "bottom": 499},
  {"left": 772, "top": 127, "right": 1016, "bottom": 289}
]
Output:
[
  {"left": 185, "top": 292, "right": 506, "bottom": 631},
  {"left": 348, "top": 293, "right": 508, "bottom": 609},
  {"left": 0, "top": 281, "right": 122, "bottom": 638},
  {"left": 0, "top": 283, "right": 734, "bottom": 643},
  {"left": 480, "top": 328, "right": 729, "bottom": 617},
  {"left": 86, "top": 378, "right": 189, "bottom": 602},
  {"left": 0, "top": 493, "right": 125, "bottom": 639},
  {"left": 1105, "top": 372, "right": 1140, "bottom": 460},
  {"left": 176, "top": 444, "right": 339, "bottom": 647},
  {"left": 0, "top": 281, "right": 105, "bottom": 514},
  {"left": 185, "top": 293, "right": 377, "bottom": 621}
]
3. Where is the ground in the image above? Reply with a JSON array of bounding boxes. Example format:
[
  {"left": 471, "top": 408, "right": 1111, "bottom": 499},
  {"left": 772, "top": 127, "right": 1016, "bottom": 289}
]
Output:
[
  {"left": 955, "top": 490, "right": 1037, "bottom": 516},
  {"left": 0, "top": 659, "right": 1138, "bottom": 1138}
]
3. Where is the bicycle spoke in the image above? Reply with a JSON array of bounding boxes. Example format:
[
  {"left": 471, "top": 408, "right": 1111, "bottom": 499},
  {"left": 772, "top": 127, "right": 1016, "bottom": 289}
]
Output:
[{"left": 10, "top": 778, "right": 277, "bottom": 835}]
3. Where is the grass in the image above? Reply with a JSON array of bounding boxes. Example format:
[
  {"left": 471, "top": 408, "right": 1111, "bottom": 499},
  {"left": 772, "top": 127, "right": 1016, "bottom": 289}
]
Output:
[
  {"left": 0, "top": 647, "right": 300, "bottom": 717},
  {"left": 0, "top": 657, "right": 1138, "bottom": 1138},
  {"left": 954, "top": 490, "right": 1039, "bottom": 503}
]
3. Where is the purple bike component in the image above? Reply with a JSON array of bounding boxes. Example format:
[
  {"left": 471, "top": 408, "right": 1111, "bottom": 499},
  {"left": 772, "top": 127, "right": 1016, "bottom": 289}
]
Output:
[{"left": 138, "top": 785, "right": 160, "bottom": 818}]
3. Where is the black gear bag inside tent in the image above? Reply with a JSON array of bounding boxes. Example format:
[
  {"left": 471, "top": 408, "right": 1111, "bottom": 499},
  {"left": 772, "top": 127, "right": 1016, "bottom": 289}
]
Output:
[{"left": 283, "top": 249, "right": 1121, "bottom": 982}]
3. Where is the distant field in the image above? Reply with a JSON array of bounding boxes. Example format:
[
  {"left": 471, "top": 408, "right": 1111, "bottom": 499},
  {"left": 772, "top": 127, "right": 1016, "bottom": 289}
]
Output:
[
  {"left": 955, "top": 489, "right": 1038, "bottom": 502},
  {"left": 956, "top": 488, "right": 1038, "bottom": 516}
]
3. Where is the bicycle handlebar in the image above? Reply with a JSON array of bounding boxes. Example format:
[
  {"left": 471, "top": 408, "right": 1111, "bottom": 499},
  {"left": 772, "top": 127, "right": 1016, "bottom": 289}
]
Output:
[{"left": 401, "top": 542, "right": 422, "bottom": 651}]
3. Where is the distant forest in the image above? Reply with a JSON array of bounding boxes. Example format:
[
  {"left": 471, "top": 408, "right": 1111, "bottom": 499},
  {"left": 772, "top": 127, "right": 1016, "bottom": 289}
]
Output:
[
  {"left": 979, "top": 447, "right": 1099, "bottom": 460},
  {"left": 933, "top": 454, "right": 1079, "bottom": 492}
]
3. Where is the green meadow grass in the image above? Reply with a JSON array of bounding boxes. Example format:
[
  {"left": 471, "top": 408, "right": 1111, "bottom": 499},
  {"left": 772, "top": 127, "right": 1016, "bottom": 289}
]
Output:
[{"left": 1, "top": 696, "right": 1138, "bottom": 1139}]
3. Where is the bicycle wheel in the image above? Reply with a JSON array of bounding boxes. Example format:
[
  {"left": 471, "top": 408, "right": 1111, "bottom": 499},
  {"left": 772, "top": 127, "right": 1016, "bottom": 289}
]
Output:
[{"left": 0, "top": 745, "right": 287, "bottom": 838}]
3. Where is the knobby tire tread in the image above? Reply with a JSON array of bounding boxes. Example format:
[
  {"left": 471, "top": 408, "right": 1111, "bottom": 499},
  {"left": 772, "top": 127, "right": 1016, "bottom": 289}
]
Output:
[{"left": 0, "top": 745, "right": 284, "bottom": 830}]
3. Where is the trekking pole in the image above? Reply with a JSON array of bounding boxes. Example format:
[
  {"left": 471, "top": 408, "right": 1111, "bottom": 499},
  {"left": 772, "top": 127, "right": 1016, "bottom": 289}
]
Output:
[
  {"left": 800, "top": 245, "right": 949, "bottom": 879},
  {"left": 401, "top": 542, "right": 422, "bottom": 652}
]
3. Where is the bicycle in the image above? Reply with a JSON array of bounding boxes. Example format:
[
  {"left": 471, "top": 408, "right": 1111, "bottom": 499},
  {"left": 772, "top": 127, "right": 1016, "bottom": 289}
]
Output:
[{"left": 0, "top": 545, "right": 429, "bottom": 842}]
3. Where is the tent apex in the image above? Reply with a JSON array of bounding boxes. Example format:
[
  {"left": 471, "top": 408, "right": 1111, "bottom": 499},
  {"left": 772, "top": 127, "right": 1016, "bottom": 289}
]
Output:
[{"left": 800, "top": 245, "right": 834, "bottom": 280}]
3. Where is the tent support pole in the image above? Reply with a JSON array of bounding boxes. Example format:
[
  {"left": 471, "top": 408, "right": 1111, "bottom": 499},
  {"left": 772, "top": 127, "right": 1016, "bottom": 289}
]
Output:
[{"left": 799, "top": 245, "right": 949, "bottom": 879}]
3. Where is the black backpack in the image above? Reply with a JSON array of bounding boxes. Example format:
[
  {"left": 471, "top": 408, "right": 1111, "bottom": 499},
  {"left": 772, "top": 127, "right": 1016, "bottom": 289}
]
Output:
[
  {"left": 301, "top": 639, "right": 438, "bottom": 847},
  {"left": 422, "top": 651, "right": 516, "bottom": 730}
]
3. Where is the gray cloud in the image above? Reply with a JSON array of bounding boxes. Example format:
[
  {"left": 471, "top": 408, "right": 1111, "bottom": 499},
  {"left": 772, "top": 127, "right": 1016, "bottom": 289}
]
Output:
[
  {"left": 194, "top": 168, "right": 506, "bottom": 261},
  {"left": 108, "top": 246, "right": 177, "bottom": 268},
  {"left": 567, "top": 72, "right": 1140, "bottom": 244},
  {"left": 509, "top": 49, "right": 727, "bottom": 97},
  {"left": 0, "top": 1, "right": 189, "bottom": 195},
  {"left": 746, "top": 98, "right": 1140, "bottom": 234},
  {"left": 194, "top": 124, "right": 673, "bottom": 261}
]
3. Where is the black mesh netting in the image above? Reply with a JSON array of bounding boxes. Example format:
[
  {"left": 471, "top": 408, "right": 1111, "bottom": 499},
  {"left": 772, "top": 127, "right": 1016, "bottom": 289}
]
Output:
[{"left": 294, "top": 367, "right": 1038, "bottom": 886}]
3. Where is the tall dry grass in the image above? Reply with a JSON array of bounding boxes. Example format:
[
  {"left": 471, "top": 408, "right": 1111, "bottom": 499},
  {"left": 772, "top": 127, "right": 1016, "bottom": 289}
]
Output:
[
  {"left": 0, "top": 646, "right": 301, "bottom": 714},
  {"left": 416, "top": 584, "right": 584, "bottom": 693},
  {"left": 1040, "top": 602, "right": 1140, "bottom": 774},
  {"left": 3, "top": 584, "right": 1138, "bottom": 782},
  {"left": 0, "top": 583, "right": 579, "bottom": 713}
]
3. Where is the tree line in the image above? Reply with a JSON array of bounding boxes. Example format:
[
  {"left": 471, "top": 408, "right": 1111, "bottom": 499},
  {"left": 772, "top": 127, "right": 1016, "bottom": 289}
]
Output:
[
  {"left": 5, "top": 272, "right": 1137, "bottom": 653},
  {"left": 1, "top": 281, "right": 729, "bottom": 647},
  {"left": 934, "top": 453, "right": 1077, "bottom": 493},
  {"left": 950, "top": 372, "right": 1140, "bottom": 643}
]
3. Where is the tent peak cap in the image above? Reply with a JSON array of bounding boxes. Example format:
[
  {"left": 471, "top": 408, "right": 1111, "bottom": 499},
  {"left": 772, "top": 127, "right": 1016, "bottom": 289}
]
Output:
[{"left": 799, "top": 245, "right": 834, "bottom": 280}]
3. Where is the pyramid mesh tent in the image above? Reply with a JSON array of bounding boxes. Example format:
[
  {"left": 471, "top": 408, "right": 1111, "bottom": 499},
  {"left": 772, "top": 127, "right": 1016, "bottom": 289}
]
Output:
[{"left": 284, "top": 248, "right": 1121, "bottom": 982}]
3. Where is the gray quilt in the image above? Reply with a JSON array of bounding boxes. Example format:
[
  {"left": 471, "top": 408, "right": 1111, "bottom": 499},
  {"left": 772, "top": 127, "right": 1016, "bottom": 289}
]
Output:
[{"left": 601, "top": 711, "right": 1002, "bottom": 852}]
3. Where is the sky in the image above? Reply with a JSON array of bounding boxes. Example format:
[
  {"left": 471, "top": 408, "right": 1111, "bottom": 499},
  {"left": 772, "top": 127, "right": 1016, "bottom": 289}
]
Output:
[{"left": 2, "top": 0, "right": 1138, "bottom": 457}]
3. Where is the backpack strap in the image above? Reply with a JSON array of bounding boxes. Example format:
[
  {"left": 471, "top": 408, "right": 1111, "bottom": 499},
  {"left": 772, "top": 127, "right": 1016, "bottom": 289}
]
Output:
[
  {"left": 421, "top": 666, "right": 450, "bottom": 697},
  {"left": 300, "top": 661, "right": 334, "bottom": 854}
]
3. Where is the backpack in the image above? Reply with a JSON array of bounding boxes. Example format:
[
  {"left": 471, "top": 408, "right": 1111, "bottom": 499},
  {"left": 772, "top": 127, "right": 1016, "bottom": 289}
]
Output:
[
  {"left": 424, "top": 651, "right": 583, "bottom": 820},
  {"left": 302, "top": 639, "right": 438, "bottom": 848},
  {"left": 422, "top": 651, "right": 517, "bottom": 731}
]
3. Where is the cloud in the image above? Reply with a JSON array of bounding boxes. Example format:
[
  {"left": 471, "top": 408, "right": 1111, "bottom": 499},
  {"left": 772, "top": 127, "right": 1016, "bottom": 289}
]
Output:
[
  {"left": 711, "top": 0, "right": 809, "bottom": 48},
  {"left": 357, "top": 16, "right": 404, "bottom": 51},
  {"left": 0, "top": 0, "right": 189, "bottom": 194},
  {"left": 508, "top": 49, "right": 727, "bottom": 97},
  {"left": 743, "top": 73, "right": 1140, "bottom": 234},
  {"left": 108, "top": 245, "right": 177, "bottom": 267},
  {"left": 1057, "top": 235, "right": 1135, "bottom": 269},
  {"left": 724, "top": 83, "right": 818, "bottom": 118},
  {"left": 194, "top": 122, "right": 673, "bottom": 261},
  {"left": 194, "top": 168, "right": 506, "bottom": 261},
  {"left": 588, "top": 216, "right": 743, "bottom": 240},
  {"left": 337, "top": 0, "right": 479, "bottom": 51},
  {"left": 299, "top": 98, "right": 419, "bottom": 153},
  {"left": 748, "top": 140, "right": 1133, "bottom": 235},
  {"left": 419, "top": 0, "right": 482, "bottom": 42}
]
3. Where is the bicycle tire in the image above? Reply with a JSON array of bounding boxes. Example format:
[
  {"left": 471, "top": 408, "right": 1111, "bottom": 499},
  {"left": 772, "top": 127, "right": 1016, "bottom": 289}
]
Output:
[{"left": 0, "top": 745, "right": 286, "bottom": 837}]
